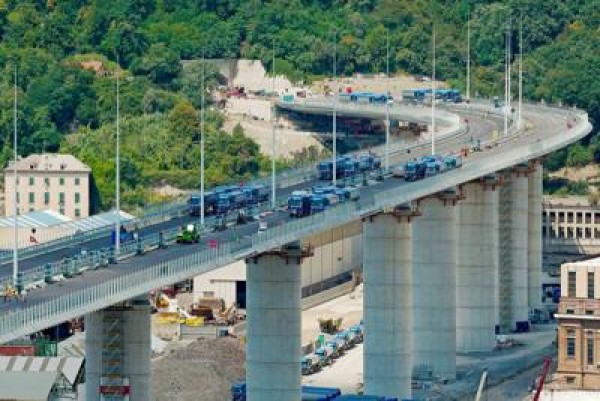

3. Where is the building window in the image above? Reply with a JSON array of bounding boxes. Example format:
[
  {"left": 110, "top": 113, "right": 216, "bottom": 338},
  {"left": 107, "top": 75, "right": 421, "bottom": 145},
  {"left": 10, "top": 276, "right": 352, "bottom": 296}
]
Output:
[
  {"left": 59, "top": 192, "right": 65, "bottom": 205},
  {"left": 59, "top": 177, "right": 64, "bottom": 186},
  {"left": 29, "top": 208, "right": 34, "bottom": 213},
  {"left": 568, "top": 271, "right": 576, "bottom": 297},
  {"left": 44, "top": 177, "right": 50, "bottom": 186},
  {"left": 75, "top": 208, "right": 81, "bottom": 218},
  {"left": 588, "top": 337, "right": 595, "bottom": 365},
  {"left": 59, "top": 208, "right": 65, "bottom": 215},
  {"left": 75, "top": 192, "right": 80, "bottom": 204},
  {"left": 566, "top": 309, "right": 574, "bottom": 314},
  {"left": 566, "top": 376, "right": 575, "bottom": 384},
  {"left": 75, "top": 177, "right": 80, "bottom": 186},
  {"left": 28, "top": 192, "right": 34, "bottom": 204},
  {"left": 16, "top": 192, "right": 19, "bottom": 204},
  {"left": 586, "top": 310, "right": 594, "bottom": 315},
  {"left": 44, "top": 192, "right": 49, "bottom": 205},
  {"left": 28, "top": 177, "right": 34, "bottom": 186},
  {"left": 567, "top": 329, "right": 576, "bottom": 359},
  {"left": 589, "top": 272, "right": 595, "bottom": 299}
]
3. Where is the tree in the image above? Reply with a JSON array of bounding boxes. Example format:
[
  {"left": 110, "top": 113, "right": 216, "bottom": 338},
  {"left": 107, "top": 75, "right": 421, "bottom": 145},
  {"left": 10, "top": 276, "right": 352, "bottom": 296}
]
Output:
[{"left": 131, "top": 43, "right": 181, "bottom": 85}]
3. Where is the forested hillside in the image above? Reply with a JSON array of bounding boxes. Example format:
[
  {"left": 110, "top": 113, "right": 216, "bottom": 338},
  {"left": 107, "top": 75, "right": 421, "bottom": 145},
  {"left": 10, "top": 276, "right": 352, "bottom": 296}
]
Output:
[{"left": 0, "top": 0, "right": 597, "bottom": 209}]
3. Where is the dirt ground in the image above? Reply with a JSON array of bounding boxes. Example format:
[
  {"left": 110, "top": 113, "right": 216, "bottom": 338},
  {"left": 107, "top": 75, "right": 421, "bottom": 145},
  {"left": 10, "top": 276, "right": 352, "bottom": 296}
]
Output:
[
  {"left": 152, "top": 337, "right": 245, "bottom": 401},
  {"left": 313, "top": 74, "right": 446, "bottom": 98},
  {"left": 223, "top": 114, "right": 324, "bottom": 158}
]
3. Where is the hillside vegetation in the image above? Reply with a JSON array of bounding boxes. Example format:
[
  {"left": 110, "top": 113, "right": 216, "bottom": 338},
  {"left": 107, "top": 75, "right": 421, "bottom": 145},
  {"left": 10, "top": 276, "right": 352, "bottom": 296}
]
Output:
[{"left": 0, "top": 0, "right": 597, "bottom": 209}]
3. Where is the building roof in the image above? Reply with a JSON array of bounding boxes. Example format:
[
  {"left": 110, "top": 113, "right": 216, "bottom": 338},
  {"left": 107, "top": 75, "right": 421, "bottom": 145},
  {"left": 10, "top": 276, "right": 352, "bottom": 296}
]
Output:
[
  {"left": 0, "top": 371, "right": 58, "bottom": 400},
  {"left": 0, "top": 209, "right": 70, "bottom": 228},
  {"left": 4, "top": 153, "right": 91, "bottom": 173},
  {"left": 56, "top": 209, "right": 134, "bottom": 232},
  {"left": 563, "top": 255, "right": 600, "bottom": 268},
  {"left": 0, "top": 356, "right": 84, "bottom": 387},
  {"left": 0, "top": 209, "right": 134, "bottom": 230}
]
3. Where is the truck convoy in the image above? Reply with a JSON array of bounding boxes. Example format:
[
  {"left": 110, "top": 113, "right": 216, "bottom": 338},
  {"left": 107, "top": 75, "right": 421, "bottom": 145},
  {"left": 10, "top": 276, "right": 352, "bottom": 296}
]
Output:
[
  {"left": 189, "top": 183, "right": 269, "bottom": 216},
  {"left": 405, "top": 154, "right": 462, "bottom": 181},
  {"left": 287, "top": 185, "right": 359, "bottom": 218},
  {"left": 402, "top": 88, "right": 463, "bottom": 104},
  {"left": 317, "top": 155, "right": 381, "bottom": 181}
]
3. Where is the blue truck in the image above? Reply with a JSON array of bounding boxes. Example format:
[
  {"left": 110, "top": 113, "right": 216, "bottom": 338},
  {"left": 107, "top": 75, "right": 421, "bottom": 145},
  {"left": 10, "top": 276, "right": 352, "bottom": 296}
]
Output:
[
  {"left": 243, "top": 184, "right": 270, "bottom": 205},
  {"left": 188, "top": 191, "right": 218, "bottom": 216},
  {"left": 288, "top": 191, "right": 312, "bottom": 217},
  {"left": 111, "top": 226, "right": 135, "bottom": 245},
  {"left": 404, "top": 160, "right": 426, "bottom": 181},
  {"left": 231, "top": 384, "right": 340, "bottom": 401}
]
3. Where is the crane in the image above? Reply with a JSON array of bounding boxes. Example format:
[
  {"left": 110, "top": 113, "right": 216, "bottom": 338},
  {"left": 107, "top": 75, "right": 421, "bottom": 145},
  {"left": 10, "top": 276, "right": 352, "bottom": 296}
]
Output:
[{"left": 533, "top": 357, "right": 552, "bottom": 401}]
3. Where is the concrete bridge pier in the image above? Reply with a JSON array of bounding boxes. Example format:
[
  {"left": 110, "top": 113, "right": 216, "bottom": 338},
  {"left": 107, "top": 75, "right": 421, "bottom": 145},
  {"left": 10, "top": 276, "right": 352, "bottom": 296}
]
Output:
[
  {"left": 85, "top": 296, "right": 152, "bottom": 401},
  {"left": 528, "top": 160, "right": 543, "bottom": 309},
  {"left": 245, "top": 242, "right": 310, "bottom": 401},
  {"left": 413, "top": 193, "right": 459, "bottom": 379},
  {"left": 456, "top": 178, "right": 500, "bottom": 352},
  {"left": 498, "top": 166, "right": 530, "bottom": 332},
  {"left": 362, "top": 206, "right": 418, "bottom": 399}
]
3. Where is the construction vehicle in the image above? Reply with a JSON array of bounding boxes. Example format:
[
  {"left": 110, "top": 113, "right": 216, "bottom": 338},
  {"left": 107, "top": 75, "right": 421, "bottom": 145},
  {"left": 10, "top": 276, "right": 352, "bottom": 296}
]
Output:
[
  {"left": 176, "top": 224, "right": 200, "bottom": 244},
  {"left": 216, "top": 304, "right": 237, "bottom": 326},
  {"left": 153, "top": 290, "right": 203, "bottom": 326},
  {"left": 301, "top": 354, "right": 322, "bottom": 375}
]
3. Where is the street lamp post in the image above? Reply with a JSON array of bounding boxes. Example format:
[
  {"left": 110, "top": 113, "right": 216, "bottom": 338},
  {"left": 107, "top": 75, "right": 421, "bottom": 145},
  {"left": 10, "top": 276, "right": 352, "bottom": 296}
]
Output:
[
  {"left": 200, "top": 51, "right": 206, "bottom": 226},
  {"left": 518, "top": 19, "right": 523, "bottom": 129},
  {"left": 12, "top": 67, "right": 18, "bottom": 288},
  {"left": 332, "top": 31, "right": 338, "bottom": 186},
  {"left": 384, "top": 31, "right": 391, "bottom": 172},
  {"left": 466, "top": 7, "right": 471, "bottom": 101},
  {"left": 271, "top": 40, "right": 277, "bottom": 209},
  {"left": 115, "top": 59, "right": 121, "bottom": 257},
  {"left": 431, "top": 23, "right": 436, "bottom": 155}
]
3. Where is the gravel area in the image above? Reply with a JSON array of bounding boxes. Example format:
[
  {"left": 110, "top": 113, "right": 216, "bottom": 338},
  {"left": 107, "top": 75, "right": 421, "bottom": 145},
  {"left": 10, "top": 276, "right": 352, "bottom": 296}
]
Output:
[{"left": 152, "top": 337, "right": 245, "bottom": 401}]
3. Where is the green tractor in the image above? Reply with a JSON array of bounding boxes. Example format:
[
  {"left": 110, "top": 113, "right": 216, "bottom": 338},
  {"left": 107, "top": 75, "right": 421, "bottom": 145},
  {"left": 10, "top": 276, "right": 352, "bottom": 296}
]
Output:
[{"left": 176, "top": 224, "right": 200, "bottom": 244}]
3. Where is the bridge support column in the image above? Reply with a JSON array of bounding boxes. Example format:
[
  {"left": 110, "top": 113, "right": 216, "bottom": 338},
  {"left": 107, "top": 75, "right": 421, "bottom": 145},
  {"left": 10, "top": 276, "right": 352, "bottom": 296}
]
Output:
[
  {"left": 85, "top": 296, "right": 152, "bottom": 401},
  {"left": 528, "top": 161, "right": 543, "bottom": 310},
  {"left": 246, "top": 242, "right": 309, "bottom": 401},
  {"left": 413, "top": 194, "right": 459, "bottom": 379},
  {"left": 363, "top": 207, "right": 417, "bottom": 399},
  {"left": 456, "top": 179, "right": 500, "bottom": 352},
  {"left": 498, "top": 166, "right": 530, "bottom": 332}
]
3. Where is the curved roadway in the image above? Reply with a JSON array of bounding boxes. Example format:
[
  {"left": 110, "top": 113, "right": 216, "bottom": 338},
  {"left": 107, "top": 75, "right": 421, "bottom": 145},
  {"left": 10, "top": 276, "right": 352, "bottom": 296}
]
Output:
[{"left": 0, "top": 102, "right": 592, "bottom": 343}]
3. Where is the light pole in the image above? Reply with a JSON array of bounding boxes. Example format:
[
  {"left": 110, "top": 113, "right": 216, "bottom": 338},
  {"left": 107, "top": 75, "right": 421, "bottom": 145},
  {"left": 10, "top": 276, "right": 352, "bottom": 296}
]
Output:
[
  {"left": 332, "top": 30, "right": 338, "bottom": 186},
  {"left": 384, "top": 30, "right": 391, "bottom": 172},
  {"left": 431, "top": 22, "right": 436, "bottom": 155},
  {"left": 115, "top": 58, "right": 121, "bottom": 257},
  {"left": 271, "top": 39, "right": 277, "bottom": 209},
  {"left": 504, "top": 26, "right": 510, "bottom": 137},
  {"left": 518, "top": 18, "right": 523, "bottom": 129},
  {"left": 12, "top": 67, "right": 18, "bottom": 288},
  {"left": 200, "top": 50, "right": 206, "bottom": 225},
  {"left": 466, "top": 6, "right": 471, "bottom": 101}
]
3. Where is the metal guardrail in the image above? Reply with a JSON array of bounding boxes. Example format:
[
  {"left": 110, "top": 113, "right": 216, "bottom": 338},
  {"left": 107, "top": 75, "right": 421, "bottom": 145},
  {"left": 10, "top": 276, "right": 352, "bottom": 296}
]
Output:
[{"left": 0, "top": 108, "right": 591, "bottom": 343}]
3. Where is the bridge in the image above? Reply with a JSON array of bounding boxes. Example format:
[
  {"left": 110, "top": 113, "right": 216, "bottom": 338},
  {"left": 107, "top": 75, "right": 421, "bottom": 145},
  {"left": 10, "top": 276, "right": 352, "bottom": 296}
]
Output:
[{"left": 0, "top": 99, "right": 592, "bottom": 400}]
